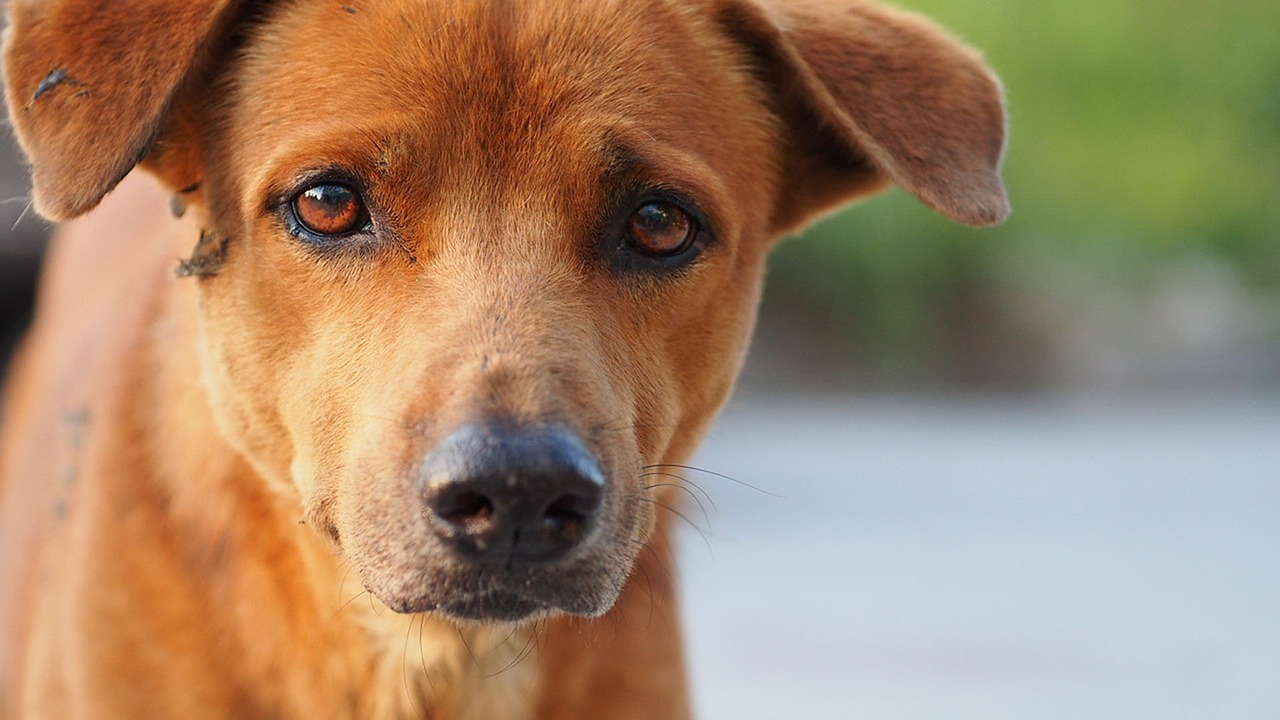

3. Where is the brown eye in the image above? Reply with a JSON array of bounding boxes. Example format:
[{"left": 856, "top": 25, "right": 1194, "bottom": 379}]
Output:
[
  {"left": 292, "top": 183, "right": 368, "bottom": 237},
  {"left": 627, "top": 201, "right": 696, "bottom": 256}
]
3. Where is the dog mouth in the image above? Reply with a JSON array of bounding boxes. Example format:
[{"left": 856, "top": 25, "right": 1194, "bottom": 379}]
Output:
[
  {"left": 371, "top": 561, "right": 621, "bottom": 622},
  {"left": 435, "top": 591, "right": 549, "bottom": 623},
  {"left": 414, "top": 589, "right": 582, "bottom": 623}
]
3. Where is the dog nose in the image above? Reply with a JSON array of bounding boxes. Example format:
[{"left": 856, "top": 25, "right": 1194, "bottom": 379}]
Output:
[{"left": 421, "top": 424, "right": 605, "bottom": 565}]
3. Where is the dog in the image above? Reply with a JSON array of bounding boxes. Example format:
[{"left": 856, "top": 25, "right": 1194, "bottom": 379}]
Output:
[{"left": 0, "top": 0, "right": 1008, "bottom": 717}]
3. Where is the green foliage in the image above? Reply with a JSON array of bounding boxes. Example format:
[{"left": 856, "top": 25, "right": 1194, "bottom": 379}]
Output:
[{"left": 768, "top": 0, "right": 1280, "bottom": 380}]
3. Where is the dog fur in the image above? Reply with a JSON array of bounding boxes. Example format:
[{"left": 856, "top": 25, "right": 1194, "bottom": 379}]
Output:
[{"left": 0, "top": 0, "right": 1008, "bottom": 717}]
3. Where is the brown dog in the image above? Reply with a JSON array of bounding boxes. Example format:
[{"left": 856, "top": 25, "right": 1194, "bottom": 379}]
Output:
[{"left": 0, "top": 0, "right": 1007, "bottom": 717}]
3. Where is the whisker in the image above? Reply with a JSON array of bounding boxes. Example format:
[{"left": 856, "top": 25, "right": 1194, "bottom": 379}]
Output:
[
  {"left": 634, "top": 495, "right": 713, "bottom": 556},
  {"left": 512, "top": 628, "right": 541, "bottom": 672},
  {"left": 11, "top": 199, "right": 33, "bottom": 232},
  {"left": 483, "top": 627, "right": 539, "bottom": 678},
  {"left": 641, "top": 469, "right": 718, "bottom": 511},
  {"left": 456, "top": 626, "right": 480, "bottom": 668},
  {"left": 605, "top": 596, "right": 625, "bottom": 640},
  {"left": 631, "top": 560, "right": 658, "bottom": 630},
  {"left": 417, "top": 615, "right": 446, "bottom": 702},
  {"left": 334, "top": 588, "right": 370, "bottom": 620},
  {"left": 644, "top": 463, "right": 784, "bottom": 498},
  {"left": 336, "top": 564, "right": 357, "bottom": 607},
  {"left": 641, "top": 482, "right": 712, "bottom": 530},
  {"left": 629, "top": 538, "right": 672, "bottom": 587},
  {"left": 402, "top": 616, "right": 425, "bottom": 717},
  {"left": 493, "top": 623, "right": 524, "bottom": 651}
]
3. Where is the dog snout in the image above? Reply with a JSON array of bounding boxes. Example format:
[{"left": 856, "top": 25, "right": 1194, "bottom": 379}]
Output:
[{"left": 421, "top": 423, "right": 605, "bottom": 565}]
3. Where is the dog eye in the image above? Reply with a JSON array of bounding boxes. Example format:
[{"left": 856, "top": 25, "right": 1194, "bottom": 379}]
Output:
[
  {"left": 626, "top": 201, "right": 696, "bottom": 256},
  {"left": 291, "top": 183, "right": 369, "bottom": 237}
]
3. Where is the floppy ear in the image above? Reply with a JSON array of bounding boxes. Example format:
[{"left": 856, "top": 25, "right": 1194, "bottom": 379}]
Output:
[
  {"left": 2, "top": 0, "right": 245, "bottom": 220},
  {"left": 717, "top": 0, "right": 1010, "bottom": 233}
]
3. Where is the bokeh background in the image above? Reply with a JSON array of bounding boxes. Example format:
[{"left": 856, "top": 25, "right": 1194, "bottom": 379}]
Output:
[
  {"left": 749, "top": 0, "right": 1280, "bottom": 393},
  {"left": 1, "top": 1, "right": 1277, "bottom": 718},
  {"left": 683, "top": 2, "right": 1280, "bottom": 718}
]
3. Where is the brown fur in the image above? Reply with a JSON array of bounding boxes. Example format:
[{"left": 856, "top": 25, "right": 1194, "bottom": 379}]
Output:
[{"left": 0, "top": 0, "right": 1008, "bottom": 717}]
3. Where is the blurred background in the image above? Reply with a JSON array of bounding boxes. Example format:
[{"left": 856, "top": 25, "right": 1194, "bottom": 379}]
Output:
[
  {"left": 0, "top": 134, "right": 40, "bottom": 368},
  {"left": 748, "top": 0, "right": 1280, "bottom": 393},
  {"left": 1, "top": 0, "right": 1277, "bottom": 717},
  {"left": 681, "top": 1, "right": 1280, "bottom": 718}
]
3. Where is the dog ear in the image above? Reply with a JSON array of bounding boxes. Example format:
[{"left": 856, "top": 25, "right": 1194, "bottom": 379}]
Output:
[
  {"left": 2, "top": 0, "right": 245, "bottom": 220},
  {"left": 717, "top": 0, "right": 1010, "bottom": 233}
]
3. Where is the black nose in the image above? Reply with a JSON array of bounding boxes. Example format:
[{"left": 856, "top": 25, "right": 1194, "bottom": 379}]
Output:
[{"left": 421, "top": 423, "right": 605, "bottom": 565}]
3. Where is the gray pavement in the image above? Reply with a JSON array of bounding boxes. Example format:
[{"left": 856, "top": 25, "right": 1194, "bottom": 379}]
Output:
[{"left": 680, "top": 394, "right": 1280, "bottom": 719}]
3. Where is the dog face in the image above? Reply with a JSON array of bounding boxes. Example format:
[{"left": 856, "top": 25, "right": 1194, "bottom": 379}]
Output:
[
  {"left": 196, "top": 0, "right": 782, "bottom": 619},
  {"left": 4, "top": 0, "right": 1008, "bottom": 622}
]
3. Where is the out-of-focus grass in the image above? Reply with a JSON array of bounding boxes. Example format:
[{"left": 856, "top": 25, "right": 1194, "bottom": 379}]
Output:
[{"left": 765, "top": 0, "right": 1280, "bottom": 386}]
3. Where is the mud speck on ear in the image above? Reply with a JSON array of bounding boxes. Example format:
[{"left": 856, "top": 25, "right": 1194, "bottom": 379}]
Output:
[
  {"left": 171, "top": 183, "right": 203, "bottom": 218},
  {"left": 32, "top": 68, "right": 82, "bottom": 101},
  {"left": 342, "top": 5, "right": 358, "bottom": 13},
  {"left": 176, "top": 229, "right": 229, "bottom": 278}
]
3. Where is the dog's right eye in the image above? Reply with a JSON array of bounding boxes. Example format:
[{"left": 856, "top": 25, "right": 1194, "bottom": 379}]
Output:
[{"left": 290, "top": 183, "right": 370, "bottom": 238}]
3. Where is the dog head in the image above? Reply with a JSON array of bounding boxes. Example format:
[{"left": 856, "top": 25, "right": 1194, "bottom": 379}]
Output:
[{"left": 4, "top": 0, "right": 1007, "bottom": 622}]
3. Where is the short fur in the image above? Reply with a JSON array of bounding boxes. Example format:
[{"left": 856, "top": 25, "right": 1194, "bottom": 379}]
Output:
[{"left": 0, "top": 0, "right": 1008, "bottom": 717}]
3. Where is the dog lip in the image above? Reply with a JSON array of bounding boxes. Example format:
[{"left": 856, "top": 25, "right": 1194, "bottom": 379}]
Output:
[
  {"left": 371, "top": 559, "right": 617, "bottom": 621},
  {"left": 389, "top": 586, "right": 601, "bottom": 622},
  {"left": 434, "top": 591, "right": 554, "bottom": 623}
]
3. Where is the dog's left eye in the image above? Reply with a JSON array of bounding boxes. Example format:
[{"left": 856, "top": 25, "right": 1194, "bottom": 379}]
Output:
[
  {"left": 626, "top": 201, "right": 697, "bottom": 257},
  {"left": 291, "top": 182, "right": 369, "bottom": 237}
]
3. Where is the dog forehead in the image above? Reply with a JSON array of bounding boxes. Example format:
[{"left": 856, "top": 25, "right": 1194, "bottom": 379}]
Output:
[{"left": 228, "top": 0, "right": 766, "bottom": 181}]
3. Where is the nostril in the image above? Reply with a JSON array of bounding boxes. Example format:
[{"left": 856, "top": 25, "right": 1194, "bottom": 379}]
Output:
[
  {"left": 541, "top": 489, "right": 599, "bottom": 543},
  {"left": 436, "top": 490, "right": 495, "bottom": 533}
]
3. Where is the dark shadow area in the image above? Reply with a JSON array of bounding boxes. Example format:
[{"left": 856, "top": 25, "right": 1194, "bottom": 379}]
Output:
[{"left": 1, "top": 130, "right": 48, "bottom": 380}]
